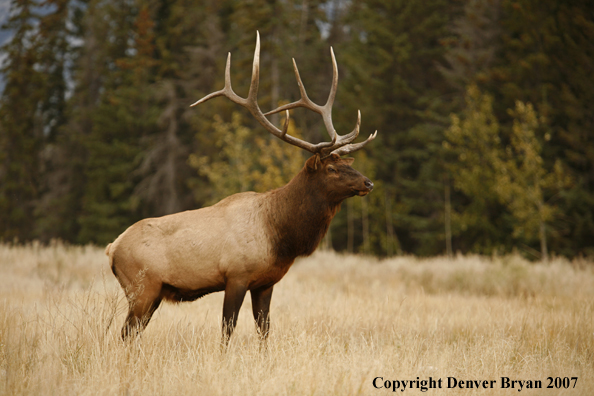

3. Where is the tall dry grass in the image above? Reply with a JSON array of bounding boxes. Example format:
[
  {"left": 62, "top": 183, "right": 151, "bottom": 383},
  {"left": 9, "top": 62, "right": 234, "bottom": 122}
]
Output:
[{"left": 1, "top": 242, "right": 593, "bottom": 395}]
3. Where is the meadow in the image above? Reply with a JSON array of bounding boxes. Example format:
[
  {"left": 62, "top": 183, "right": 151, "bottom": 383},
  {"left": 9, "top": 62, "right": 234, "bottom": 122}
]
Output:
[{"left": 1, "top": 242, "right": 593, "bottom": 395}]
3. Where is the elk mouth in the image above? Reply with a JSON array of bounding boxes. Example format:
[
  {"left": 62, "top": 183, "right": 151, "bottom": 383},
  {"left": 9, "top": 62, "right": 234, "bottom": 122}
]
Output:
[{"left": 354, "top": 186, "right": 373, "bottom": 196}]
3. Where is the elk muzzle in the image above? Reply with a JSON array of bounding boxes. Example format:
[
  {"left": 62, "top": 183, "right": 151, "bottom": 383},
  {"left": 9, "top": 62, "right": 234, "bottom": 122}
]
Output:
[{"left": 357, "top": 178, "right": 374, "bottom": 196}]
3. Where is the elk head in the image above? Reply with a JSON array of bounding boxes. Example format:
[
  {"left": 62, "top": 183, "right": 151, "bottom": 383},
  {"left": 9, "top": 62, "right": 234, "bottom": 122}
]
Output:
[{"left": 305, "top": 153, "right": 374, "bottom": 204}]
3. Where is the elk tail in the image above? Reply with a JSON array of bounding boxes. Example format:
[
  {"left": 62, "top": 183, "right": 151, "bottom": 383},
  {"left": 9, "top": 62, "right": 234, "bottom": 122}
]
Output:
[{"left": 105, "top": 243, "right": 119, "bottom": 277}]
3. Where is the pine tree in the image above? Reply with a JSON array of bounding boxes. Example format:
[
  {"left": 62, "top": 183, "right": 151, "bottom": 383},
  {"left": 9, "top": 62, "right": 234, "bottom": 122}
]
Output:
[
  {"left": 39, "top": 0, "right": 114, "bottom": 242},
  {"left": 132, "top": 0, "right": 226, "bottom": 218},
  {"left": 444, "top": 85, "right": 512, "bottom": 253},
  {"left": 0, "top": 0, "right": 56, "bottom": 240},
  {"left": 337, "top": 0, "right": 455, "bottom": 255},
  {"left": 437, "top": 0, "right": 502, "bottom": 255},
  {"left": 32, "top": 0, "right": 73, "bottom": 241},
  {"left": 495, "top": 101, "right": 570, "bottom": 261},
  {"left": 445, "top": 86, "right": 571, "bottom": 258},
  {"left": 487, "top": 0, "right": 594, "bottom": 256},
  {"left": 438, "top": 0, "right": 501, "bottom": 94},
  {"left": 77, "top": 0, "right": 156, "bottom": 244}
]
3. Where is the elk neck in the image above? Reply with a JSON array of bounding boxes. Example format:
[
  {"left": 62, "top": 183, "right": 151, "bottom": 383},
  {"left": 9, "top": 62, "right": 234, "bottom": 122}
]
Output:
[{"left": 264, "top": 166, "right": 341, "bottom": 264}]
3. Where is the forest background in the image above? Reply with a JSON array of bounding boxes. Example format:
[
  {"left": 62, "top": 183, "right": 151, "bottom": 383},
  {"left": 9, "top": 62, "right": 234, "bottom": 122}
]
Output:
[{"left": 1, "top": 0, "right": 593, "bottom": 259}]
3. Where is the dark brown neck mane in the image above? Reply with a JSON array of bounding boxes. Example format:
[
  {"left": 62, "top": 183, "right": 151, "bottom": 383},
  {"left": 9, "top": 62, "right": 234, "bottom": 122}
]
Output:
[{"left": 265, "top": 167, "right": 341, "bottom": 264}]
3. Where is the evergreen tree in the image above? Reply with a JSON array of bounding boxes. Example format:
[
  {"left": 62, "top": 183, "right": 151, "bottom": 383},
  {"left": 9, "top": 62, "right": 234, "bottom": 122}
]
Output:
[
  {"left": 33, "top": 0, "right": 72, "bottom": 241},
  {"left": 444, "top": 85, "right": 512, "bottom": 253},
  {"left": 77, "top": 3, "right": 159, "bottom": 244},
  {"left": 132, "top": 0, "right": 220, "bottom": 217},
  {"left": 488, "top": 0, "right": 594, "bottom": 256},
  {"left": 0, "top": 0, "right": 69, "bottom": 241},
  {"left": 495, "top": 101, "right": 570, "bottom": 261},
  {"left": 0, "top": 0, "right": 41, "bottom": 240},
  {"left": 438, "top": 0, "right": 501, "bottom": 95},
  {"left": 338, "top": 0, "right": 455, "bottom": 255},
  {"left": 39, "top": 0, "right": 114, "bottom": 242},
  {"left": 437, "top": 0, "right": 501, "bottom": 254},
  {"left": 445, "top": 87, "right": 571, "bottom": 258}
]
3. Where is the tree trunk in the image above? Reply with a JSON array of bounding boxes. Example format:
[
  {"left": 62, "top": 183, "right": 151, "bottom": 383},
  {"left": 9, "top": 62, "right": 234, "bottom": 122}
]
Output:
[
  {"left": 444, "top": 174, "right": 453, "bottom": 258},
  {"left": 298, "top": 0, "right": 309, "bottom": 48},
  {"left": 384, "top": 191, "right": 395, "bottom": 256},
  {"left": 270, "top": 28, "right": 280, "bottom": 127},
  {"left": 270, "top": 55, "right": 280, "bottom": 127},
  {"left": 539, "top": 200, "right": 548, "bottom": 262},
  {"left": 362, "top": 196, "right": 370, "bottom": 254},
  {"left": 347, "top": 198, "right": 354, "bottom": 253}
]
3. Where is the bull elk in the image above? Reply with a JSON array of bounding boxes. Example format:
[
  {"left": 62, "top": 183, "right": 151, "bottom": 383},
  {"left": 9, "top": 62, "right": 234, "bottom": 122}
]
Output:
[{"left": 106, "top": 32, "right": 377, "bottom": 344}]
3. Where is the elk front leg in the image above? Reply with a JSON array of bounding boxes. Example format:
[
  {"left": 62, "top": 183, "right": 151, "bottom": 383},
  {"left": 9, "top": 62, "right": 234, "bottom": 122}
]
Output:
[
  {"left": 221, "top": 281, "right": 247, "bottom": 345},
  {"left": 251, "top": 285, "right": 273, "bottom": 339}
]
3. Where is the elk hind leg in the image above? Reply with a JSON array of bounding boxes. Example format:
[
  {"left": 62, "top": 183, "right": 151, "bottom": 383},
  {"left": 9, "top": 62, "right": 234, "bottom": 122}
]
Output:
[{"left": 121, "top": 284, "right": 163, "bottom": 341}]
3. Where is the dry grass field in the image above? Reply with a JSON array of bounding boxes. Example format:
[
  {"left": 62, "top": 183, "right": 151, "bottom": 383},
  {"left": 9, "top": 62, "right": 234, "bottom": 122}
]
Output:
[{"left": 1, "top": 242, "right": 593, "bottom": 395}]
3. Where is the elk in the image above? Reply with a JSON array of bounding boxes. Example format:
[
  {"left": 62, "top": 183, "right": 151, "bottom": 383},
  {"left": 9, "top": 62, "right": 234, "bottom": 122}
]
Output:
[{"left": 106, "top": 32, "right": 377, "bottom": 344}]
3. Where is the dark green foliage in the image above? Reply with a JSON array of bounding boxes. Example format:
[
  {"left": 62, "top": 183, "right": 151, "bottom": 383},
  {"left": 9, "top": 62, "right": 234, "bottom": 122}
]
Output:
[
  {"left": 0, "top": 0, "right": 64, "bottom": 240},
  {"left": 336, "top": 0, "right": 456, "bottom": 255},
  {"left": 489, "top": 0, "right": 594, "bottom": 257},
  {"left": 0, "top": 0, "right": 593, "bottom": 259}
]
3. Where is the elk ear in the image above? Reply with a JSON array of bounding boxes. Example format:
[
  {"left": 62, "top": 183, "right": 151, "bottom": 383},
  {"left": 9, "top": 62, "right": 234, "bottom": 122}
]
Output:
[
  {"left": 342, "top": 157, "right": 355, "bottom": 166},
  {"left": 306, "top": 154, "right": 322, "bottom": 172}
]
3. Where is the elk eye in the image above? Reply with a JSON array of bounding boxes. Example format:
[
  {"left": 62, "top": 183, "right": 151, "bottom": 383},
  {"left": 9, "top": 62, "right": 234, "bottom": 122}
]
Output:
[{"left": 328, "top": 166, "right": 337, "bottom": 173}]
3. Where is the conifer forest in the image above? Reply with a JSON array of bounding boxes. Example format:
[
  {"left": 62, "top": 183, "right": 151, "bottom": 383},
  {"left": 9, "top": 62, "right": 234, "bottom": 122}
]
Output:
[{"left": 1, "top": 0, "right": 593, "bottom": 259}]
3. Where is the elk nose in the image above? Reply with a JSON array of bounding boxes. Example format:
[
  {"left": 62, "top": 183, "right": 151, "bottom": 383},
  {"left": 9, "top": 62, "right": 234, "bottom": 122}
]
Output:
[{"left": 364, "top": 179, "right": 374, "bottom": 191}]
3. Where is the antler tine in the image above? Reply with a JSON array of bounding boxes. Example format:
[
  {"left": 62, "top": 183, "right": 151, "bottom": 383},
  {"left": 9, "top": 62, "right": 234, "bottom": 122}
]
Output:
[
  {"left": 247, "top": 31, "right": 261, "bottom": 101},
  {"left": 328, "top": 130, "right": 378, "bottom": 157},
  {"left": 280, "top": 110, "right": 290, "bottom": 137},
  {"left": 264, "top": 49, "right": 339, "bottom": 114},
  {"left": 264, "top": 58, "right": 324, "bottom": 116},
  {"left": 325, "top": 47, "right": 338, "bottom": 109},
  {"left": 190, "top": 52, "right": 243, "bottom": 107}
]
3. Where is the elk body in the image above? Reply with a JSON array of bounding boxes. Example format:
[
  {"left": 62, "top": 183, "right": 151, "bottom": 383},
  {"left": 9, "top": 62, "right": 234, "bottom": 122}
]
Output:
[{"left": 106, "top": 33, "right": 377, "bottom": 343}]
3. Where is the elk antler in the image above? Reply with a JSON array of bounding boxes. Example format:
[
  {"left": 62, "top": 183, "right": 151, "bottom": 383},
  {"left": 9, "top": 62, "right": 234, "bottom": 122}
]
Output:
[{"left": 191, "top": 32, "right": 377, "bottom": 157}]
